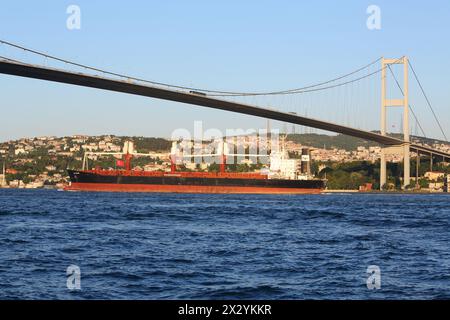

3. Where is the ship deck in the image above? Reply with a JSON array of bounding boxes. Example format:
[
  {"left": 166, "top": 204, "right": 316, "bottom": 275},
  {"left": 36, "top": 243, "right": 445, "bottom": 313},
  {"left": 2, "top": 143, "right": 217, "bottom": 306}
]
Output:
[{"left": 81, "top": 169, "right": 269, "bottom": 180}]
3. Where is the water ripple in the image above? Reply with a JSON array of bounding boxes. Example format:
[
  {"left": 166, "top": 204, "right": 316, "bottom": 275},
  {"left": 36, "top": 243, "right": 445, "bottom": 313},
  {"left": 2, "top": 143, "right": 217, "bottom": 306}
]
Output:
[{"left": 0, "top": 190, "right": 449, "bottom": 299}]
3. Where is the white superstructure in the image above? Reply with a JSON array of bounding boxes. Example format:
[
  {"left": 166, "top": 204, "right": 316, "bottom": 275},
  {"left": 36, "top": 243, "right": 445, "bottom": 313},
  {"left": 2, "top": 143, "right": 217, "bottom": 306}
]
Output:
[{"left": 269, "top": 149, "right": 300, "bottom": 180}]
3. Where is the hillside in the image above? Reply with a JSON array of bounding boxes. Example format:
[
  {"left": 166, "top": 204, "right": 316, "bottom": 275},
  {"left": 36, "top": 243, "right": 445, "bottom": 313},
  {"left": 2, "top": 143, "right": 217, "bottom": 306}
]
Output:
[{"left": 287, "top": 133, "right": 449, "bottom": 151}]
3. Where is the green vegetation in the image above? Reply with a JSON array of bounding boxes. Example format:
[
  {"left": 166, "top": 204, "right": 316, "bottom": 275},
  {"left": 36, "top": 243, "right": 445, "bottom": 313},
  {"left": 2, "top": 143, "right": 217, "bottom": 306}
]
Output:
[
  {"left": 288, "top": 133, "right": 379, "bottom": 151},
  {"left": 130, "top": 137, "right": 171, "bottom": 152},
  {"left": 315, "top": 161, "right": 379, "bottom": 190},
  {"left": 287, "top": 133, "right": 448, "bottom": 152},
  {"left": 314, "top": 158, "right": 450, "bottom": 190}
]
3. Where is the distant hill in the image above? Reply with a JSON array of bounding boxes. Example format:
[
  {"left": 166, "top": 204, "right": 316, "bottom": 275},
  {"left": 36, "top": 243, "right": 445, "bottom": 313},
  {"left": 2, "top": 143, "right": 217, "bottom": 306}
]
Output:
[
  {"left": 2, "top": 133, "right": 447, "bottom": 154},
  {"left": 287, "top": 133, "right": 449, "bottom": 151},
  {"left": 125, "top": 137, "right": 171, "bottom": 152}
]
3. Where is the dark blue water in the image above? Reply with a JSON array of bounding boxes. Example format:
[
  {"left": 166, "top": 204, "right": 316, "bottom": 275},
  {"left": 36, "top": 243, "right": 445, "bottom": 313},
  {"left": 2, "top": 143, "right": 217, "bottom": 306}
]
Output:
[{"left": 0, "top": 190, "right": 449, "bottom": 299}]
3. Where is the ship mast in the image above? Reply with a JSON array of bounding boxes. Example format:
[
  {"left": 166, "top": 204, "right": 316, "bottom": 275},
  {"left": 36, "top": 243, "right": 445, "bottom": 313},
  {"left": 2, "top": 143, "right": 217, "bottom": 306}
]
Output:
[{"left": 122, "top": 140, "right": 134, "bottom": 171}]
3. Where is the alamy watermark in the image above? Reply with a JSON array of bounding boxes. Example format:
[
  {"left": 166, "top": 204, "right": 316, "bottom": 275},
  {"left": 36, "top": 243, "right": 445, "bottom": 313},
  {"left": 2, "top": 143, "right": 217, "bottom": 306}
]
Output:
[
  {"left": 66, "top": 265, "right": 81, "bottom": 290},
  {"left": 366, "top": 5, "right": 381, "bottom": 30},
  {"left": 170, "top": 121, "right": 281, "bottom": 166},
  {"left": 66, "top": 5, "right": 81, "bottom": 30},
  {"left": 366, "top": 265, "right": 381, "bottom": 290}
]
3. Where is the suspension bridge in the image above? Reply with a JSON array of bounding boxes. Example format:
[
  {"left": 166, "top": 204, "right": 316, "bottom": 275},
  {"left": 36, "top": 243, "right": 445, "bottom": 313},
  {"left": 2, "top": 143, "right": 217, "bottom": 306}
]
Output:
[{"left": 0, "top": 40, "right": 448, "bottom": 189}]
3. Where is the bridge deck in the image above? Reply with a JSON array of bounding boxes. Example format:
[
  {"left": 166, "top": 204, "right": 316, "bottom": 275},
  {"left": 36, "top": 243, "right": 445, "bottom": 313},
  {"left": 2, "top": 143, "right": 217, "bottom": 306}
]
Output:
[{"left": 0, "top": 60, "right": 448, "bottom": 159}]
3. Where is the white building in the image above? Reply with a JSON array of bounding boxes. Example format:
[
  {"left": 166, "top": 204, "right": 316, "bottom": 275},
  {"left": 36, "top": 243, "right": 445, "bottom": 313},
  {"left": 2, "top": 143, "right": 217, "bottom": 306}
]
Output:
[{"left": 15, "top": 148, "right": 27, "bottom": 155}]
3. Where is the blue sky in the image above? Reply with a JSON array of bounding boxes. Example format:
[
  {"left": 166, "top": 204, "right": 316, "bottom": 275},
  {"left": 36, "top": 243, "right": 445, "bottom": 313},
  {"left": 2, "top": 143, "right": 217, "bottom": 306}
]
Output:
[{"left": 0, "top": 1, "right": 449, "bottom": 141}]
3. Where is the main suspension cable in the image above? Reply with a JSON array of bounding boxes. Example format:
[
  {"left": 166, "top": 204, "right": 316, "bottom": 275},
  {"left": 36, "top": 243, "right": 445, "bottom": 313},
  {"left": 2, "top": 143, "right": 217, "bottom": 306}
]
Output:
[
  {"left": 0, "top": 39, "right": 382, "bottom": 96},
  {"left": 408, "top": 60, "right": 448, "bottom": 142}
]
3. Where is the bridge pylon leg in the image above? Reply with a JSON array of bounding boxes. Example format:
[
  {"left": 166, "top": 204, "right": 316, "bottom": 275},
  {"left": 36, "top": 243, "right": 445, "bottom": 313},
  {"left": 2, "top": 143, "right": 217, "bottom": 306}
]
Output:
[
  {"left": 404, "top": 145, "right": 411, "bottom": 188},
  {"left": 380, "top": 144, "right": 410, "bottom": 190},
  {"left": 415, "top": 150, "right": 420, "bottom": 189},
  {"left": 380, "top": 153, "right": 387, "bottom": 189},
  {"left": 380, "top": 57, "right": 410, "bottom": 190}
]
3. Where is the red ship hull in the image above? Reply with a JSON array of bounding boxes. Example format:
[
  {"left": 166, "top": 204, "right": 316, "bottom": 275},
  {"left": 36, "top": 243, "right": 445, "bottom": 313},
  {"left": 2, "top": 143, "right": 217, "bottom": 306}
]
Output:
[
  {"left": 65, "top": 182, "right": 322, "bottom": 194},
  {"left": 65, "top": 169, "right": 325, "bottom": 194}
]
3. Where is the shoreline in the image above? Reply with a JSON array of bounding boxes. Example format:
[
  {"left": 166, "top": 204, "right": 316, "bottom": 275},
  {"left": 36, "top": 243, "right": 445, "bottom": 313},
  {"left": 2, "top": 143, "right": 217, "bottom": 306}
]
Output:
[
  {"left": 324, "top": 189, "right": 449, "bottom": 195},
  {"left": 1, "top": 187, "right": 448, "bottom": 195}
]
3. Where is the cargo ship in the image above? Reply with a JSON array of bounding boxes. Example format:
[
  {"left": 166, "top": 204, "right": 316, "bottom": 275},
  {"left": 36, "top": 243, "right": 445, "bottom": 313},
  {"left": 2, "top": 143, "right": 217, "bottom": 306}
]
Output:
[{"left": 65, "top": 140, "right": 325, "bottom": 194}]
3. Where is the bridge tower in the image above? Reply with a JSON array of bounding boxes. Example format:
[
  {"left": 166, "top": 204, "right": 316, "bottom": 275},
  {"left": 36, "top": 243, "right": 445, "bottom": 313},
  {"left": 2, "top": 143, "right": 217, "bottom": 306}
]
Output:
[{"left": 380, "top": 57, "right": 410, "bottom": 189}]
